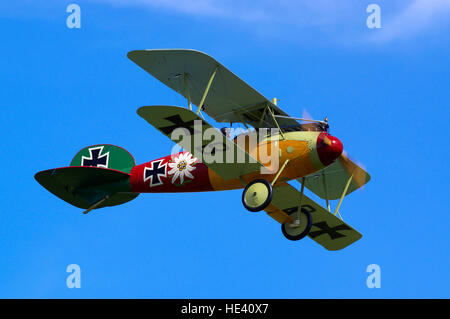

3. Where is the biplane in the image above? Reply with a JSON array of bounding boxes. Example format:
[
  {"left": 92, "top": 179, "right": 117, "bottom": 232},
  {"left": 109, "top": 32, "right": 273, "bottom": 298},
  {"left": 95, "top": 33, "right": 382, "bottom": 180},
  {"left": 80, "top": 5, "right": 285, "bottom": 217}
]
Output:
[{"left": 35, "top": 49, "right": 370, "bottom": 250}]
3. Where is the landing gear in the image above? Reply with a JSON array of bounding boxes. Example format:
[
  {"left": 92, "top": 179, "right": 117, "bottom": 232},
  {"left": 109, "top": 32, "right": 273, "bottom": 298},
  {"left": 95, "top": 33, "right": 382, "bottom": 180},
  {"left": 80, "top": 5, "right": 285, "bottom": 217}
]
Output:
[
  {"left": 281, "top": 208, "right": 312, "bottom": 241},
  {"left": 242, "top": 179, "right": 273, "bottom": 212}
]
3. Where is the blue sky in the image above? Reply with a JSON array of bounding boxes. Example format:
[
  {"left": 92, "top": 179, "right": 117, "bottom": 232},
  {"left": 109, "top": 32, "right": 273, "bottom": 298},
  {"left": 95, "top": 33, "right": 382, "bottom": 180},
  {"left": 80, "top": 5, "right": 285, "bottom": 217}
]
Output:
[{"left": 0, "top": 0, "right": 449, "bottom": 298}]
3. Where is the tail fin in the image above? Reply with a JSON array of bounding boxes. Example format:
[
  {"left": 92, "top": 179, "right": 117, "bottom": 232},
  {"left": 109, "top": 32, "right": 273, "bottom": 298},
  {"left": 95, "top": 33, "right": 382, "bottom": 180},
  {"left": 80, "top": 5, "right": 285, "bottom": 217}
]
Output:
[
  {"left": 70, "top": 144, "right": 135, "bottom": 173},
  {"left": 35, "top": 144, "right": 138, "bottom": 212}
]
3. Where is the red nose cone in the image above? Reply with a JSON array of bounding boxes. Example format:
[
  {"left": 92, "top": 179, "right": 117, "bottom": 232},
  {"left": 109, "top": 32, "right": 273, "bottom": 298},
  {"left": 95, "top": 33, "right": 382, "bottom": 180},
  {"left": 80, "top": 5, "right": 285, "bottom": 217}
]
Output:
[{"left": 317, "top": 133, "right": 343, "bottom": 166}]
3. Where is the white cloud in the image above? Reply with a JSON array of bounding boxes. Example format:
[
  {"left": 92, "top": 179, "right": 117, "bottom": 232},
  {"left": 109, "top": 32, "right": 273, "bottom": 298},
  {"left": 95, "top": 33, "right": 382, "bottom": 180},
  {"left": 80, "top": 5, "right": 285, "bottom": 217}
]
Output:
[
  {"left": 91, "top": 0, "right": 450, "bottom": 43},
  {"left": 2, "top": 0, "right": 449, "bottom": 44},
  {"left": 91, "top": 0, "right": 270, "bottom": 21}
]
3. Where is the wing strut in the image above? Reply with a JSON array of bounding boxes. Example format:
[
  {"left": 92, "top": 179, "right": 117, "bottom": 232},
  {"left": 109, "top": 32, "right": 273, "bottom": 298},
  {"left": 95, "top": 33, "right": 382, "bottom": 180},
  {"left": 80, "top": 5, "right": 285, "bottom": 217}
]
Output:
[
  {"left": 267, "top": 105, "right": 285, "bottom": 140},
  {"left": 196, "top": 66, "right": 218, "bottom": 115},
  {"left": 322, "top": 172, "right": 331, "bottom": 212},
  {"left": 184, "top": 73, "right": 205, "bottom": 119},
  {"left": 258, "top": 107, "right": 267, "bottom": 127},
  {"left": 334, "top": 174, "right": 354, "bottom": 220},
  {"left": 183, "top": 73, "right": 192, "bottom": 111}
]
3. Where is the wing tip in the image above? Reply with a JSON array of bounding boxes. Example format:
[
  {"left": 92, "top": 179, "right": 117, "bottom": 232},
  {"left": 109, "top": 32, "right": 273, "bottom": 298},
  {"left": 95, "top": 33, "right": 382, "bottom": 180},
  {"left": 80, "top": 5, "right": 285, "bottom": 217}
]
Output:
[{"left": 127, "top": 49, "right": 213, "bottom": 61}]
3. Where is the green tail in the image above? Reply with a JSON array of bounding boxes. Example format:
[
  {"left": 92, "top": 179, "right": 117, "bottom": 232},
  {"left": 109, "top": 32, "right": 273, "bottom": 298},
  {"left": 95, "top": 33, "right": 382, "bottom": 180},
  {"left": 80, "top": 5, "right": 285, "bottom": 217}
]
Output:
[
  {"left": 70, "top": 144, "right": 135, "bottom": 173},
  {"left": 35, "top": 144, "right": 138, "bottom": 212}
]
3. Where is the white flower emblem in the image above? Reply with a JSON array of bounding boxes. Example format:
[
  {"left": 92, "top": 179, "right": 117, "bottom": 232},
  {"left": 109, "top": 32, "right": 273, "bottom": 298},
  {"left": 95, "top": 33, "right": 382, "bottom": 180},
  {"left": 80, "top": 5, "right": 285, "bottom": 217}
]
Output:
[{"left": 167, "top": 152, "right": 198, "bottom": 185}]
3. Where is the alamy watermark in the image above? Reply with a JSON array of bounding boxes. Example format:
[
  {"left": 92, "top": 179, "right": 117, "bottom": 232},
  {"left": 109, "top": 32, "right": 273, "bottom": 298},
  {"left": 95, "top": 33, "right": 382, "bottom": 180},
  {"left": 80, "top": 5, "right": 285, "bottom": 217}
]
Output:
[
  {"left": 168, "top": 122, "right": 281, "bottom": 174},
  {"left": 66, "top": 264, "right": 81, "bottom": 288},
  {"left": 366, "top": 4, "right": 381, "bottom": 29},
  {"left": 366, "top": 264, "right": 381, "bottom": 288},
  {"left": 66, "top": 4, "right": 81, "bottom": 29}
]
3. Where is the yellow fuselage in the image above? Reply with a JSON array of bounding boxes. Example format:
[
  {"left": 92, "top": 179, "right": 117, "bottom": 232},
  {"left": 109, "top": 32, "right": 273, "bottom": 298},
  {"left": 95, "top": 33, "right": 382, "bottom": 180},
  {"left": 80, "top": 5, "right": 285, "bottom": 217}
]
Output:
[{"left": 208, "top": 131, "right": 325, "bottom": 191}]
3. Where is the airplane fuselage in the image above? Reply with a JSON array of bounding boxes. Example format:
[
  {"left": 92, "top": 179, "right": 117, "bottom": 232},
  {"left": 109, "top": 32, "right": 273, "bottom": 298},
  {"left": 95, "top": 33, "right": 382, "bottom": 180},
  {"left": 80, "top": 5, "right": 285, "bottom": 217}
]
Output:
[{"left": 129, "top": 131, "right": 343, "bottom": 193}]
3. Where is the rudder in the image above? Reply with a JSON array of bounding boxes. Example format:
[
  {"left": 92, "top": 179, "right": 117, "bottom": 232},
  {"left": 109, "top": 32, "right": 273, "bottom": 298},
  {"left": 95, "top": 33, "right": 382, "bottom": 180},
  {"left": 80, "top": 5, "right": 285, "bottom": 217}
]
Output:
[{"left": 70, "top": 144, "right": 135, "bottom": 173}]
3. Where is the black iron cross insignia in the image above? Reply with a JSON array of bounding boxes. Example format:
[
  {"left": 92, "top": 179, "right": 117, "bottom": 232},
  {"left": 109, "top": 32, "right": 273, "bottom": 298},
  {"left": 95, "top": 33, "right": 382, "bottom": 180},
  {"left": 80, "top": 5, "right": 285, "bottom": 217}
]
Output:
[
  {"left": 160, "top": 115, "right": 200, "bottom": 135},
  {"left": 81, "top": 146, "right": 109, "bottom": 168},
  {"left": 143, "top": 160, "right": 167, "bottom": 187},
  {"left": 283, "top": 204, "right": 316, "bottom": 215},
  {"left": 309, "top": 222, "right": 352, "bottom": 240}
]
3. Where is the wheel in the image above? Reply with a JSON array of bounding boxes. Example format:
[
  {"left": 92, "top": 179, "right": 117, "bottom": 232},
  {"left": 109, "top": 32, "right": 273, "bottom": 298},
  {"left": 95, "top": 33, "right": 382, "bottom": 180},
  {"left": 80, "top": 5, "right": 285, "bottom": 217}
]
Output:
[
  {"left": 281, "top": 208, "right": 312, "bottom": 241},
  {"left": 242, "top": 179, "right": 273, "bottom": 212}
]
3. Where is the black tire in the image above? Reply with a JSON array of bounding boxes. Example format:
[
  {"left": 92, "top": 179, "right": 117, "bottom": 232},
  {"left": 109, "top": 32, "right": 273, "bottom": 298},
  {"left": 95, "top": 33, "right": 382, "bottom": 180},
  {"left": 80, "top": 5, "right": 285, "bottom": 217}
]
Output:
[
  {"left": 281, "top": 208, "right": 312, "bottom": 241},
  {"left": 242, "top": 179, "right": 273, "bottom": 212}
]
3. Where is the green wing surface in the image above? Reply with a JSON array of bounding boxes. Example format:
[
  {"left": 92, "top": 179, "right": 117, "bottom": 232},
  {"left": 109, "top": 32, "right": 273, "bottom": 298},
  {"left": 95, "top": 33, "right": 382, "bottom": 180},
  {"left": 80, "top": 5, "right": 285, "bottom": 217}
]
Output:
[
  {"left": 128, "top": 49, "right": 298, "bottom": 129},
  {"left": 137, "top": 105, "right": 263, "bottom": 180},
  {"left": 300, "top": 158, "right": 371, "bottom": 200},
  {"left": 266, "top": 184, "right": 362, "bottom": 250}
]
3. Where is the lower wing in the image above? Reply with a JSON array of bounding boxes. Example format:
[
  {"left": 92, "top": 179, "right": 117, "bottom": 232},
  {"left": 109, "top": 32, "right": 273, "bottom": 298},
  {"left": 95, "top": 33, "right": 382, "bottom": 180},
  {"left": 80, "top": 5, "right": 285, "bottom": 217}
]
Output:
[{"left": 265, "top": 183, "right": 362, "bottom": 250}]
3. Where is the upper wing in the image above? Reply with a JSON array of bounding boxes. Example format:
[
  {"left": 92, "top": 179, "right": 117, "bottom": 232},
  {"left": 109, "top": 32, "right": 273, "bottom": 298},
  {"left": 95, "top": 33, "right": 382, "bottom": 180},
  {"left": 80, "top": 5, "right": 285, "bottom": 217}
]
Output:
[
  {"left": 128, "top": 49, "right": 299, "bottom": 129},
  {"left": 137, "top": 105, "right": 263, "bottom": 181},
  {"left": 299, "top": 156, "right": 371, "bottom": 200},
  {"left": 265, "top": 183, "right": 362, "bottom": 250}
]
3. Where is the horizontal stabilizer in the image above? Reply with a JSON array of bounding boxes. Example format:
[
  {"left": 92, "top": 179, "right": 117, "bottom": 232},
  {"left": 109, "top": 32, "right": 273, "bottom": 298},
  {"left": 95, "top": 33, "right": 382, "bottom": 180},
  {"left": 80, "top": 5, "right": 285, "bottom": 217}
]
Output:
[{"left": 35, "top": 166, "right": 138, "bottom": 210}]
